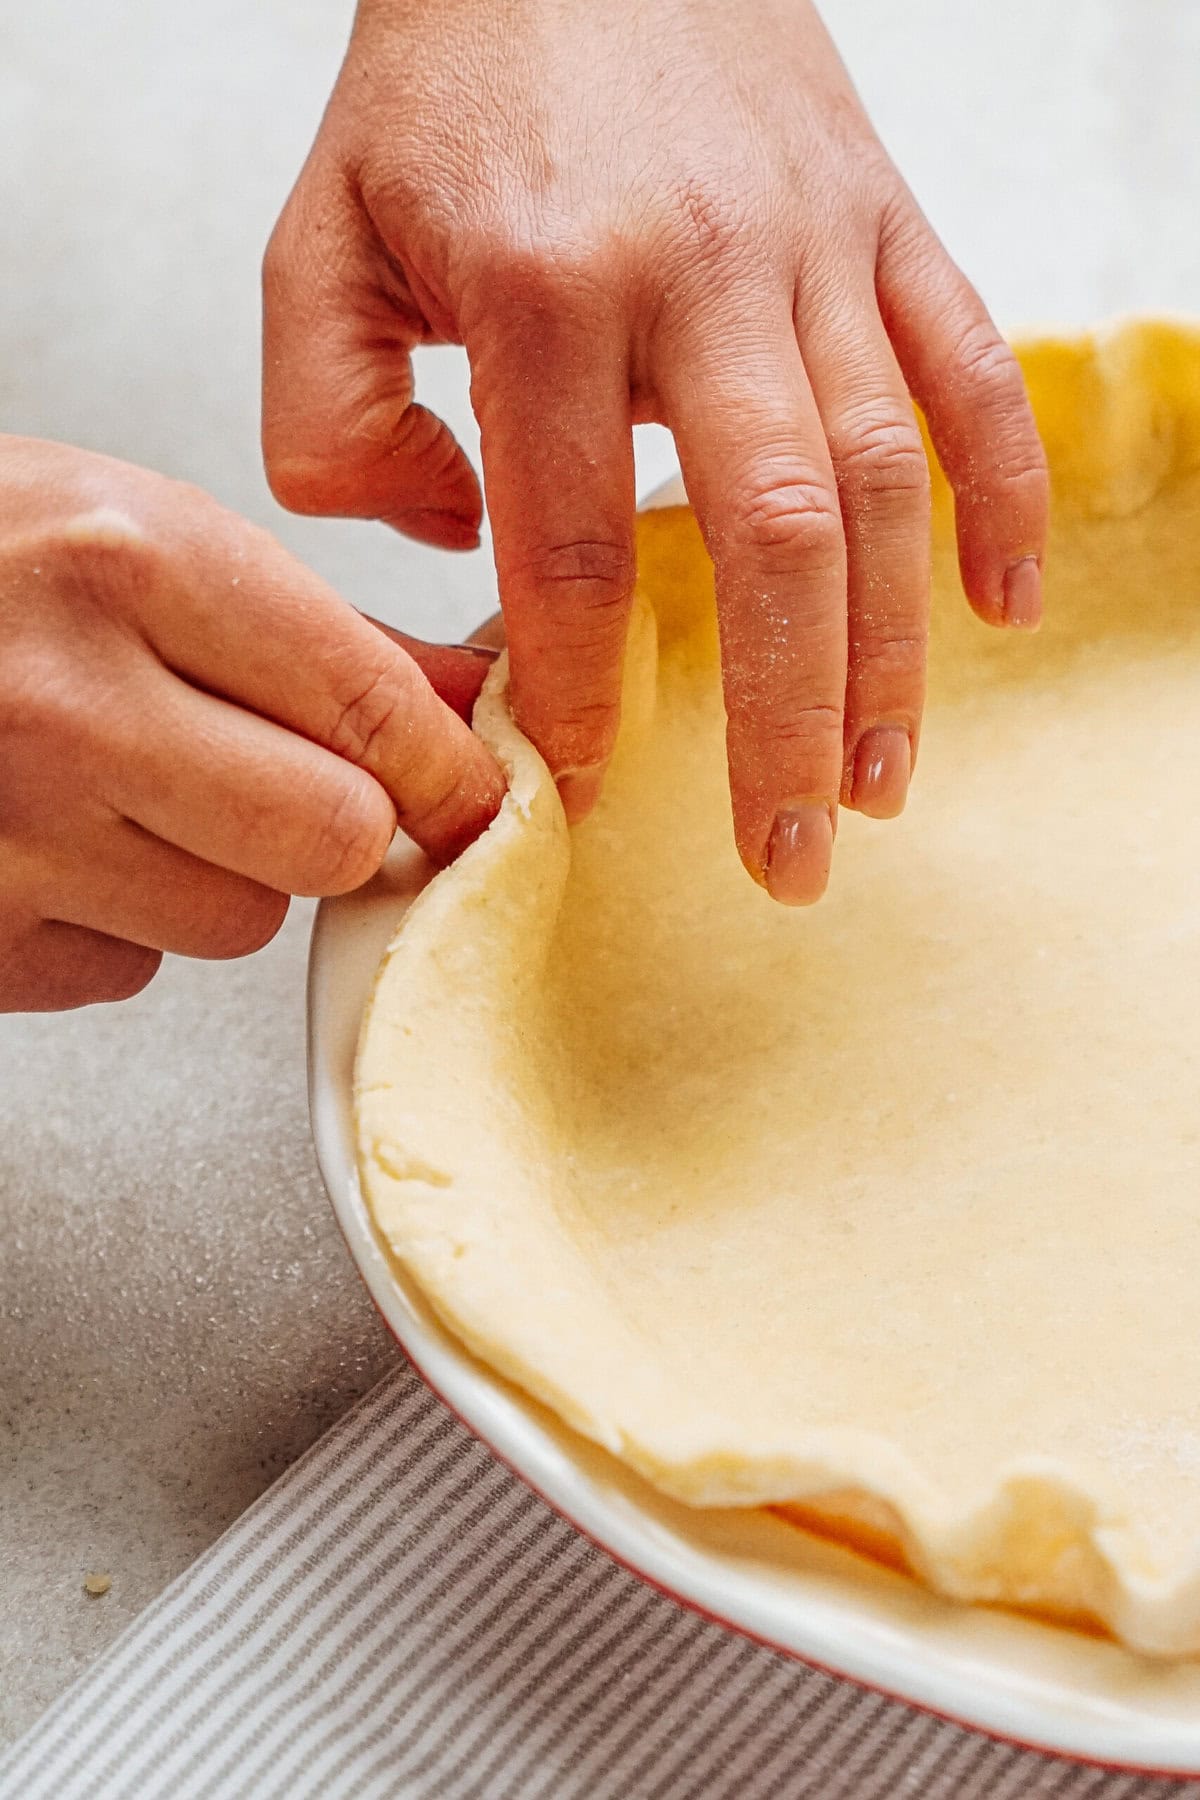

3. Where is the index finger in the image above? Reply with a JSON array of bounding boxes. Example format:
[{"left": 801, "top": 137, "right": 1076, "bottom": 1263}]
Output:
[
  {"left": 64, "top": 494, "right": 506, "bottom": 863},
  {"left": 654, "top": 301, "right": 848, "bottom": 904}
]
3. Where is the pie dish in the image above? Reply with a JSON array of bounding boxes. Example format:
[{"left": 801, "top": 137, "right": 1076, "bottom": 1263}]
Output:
[{"left": 312, "top": 319, "right": 1200, "bottom": 1766}]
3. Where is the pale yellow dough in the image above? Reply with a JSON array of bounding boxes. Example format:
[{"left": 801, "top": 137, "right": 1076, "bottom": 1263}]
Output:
[{"left": 357, "top": 320, "right": 1200, "bottom": 1656}]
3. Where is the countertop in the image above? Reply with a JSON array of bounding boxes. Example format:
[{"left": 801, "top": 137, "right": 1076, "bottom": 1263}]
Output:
[{"left": 2, "top": 0, "right": 1197, "bottom": 1749}]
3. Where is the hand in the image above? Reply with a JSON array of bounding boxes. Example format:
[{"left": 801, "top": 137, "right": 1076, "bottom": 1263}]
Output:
[
  {"left": 262, "top": 0, "right": 1048, "bottom": 905},
  {"left": 0, "top": 438, "right": 505, "bottom": 1011}
]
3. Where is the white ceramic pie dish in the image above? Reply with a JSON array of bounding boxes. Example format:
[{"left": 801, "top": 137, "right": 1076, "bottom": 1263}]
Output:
[{"left": 306, "top": 482, "right": 1200, "bottom": 1777}]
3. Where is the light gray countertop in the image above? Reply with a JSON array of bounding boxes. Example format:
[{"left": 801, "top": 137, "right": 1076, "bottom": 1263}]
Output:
[{"left": 2, "top": 0, "right": 1196, "bottom": 1750}]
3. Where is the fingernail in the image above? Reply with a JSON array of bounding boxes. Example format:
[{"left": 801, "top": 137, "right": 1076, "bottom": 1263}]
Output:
[
  {"left": 557, "top": 767, "right": 604, "bottom": 823},
  {"left": 454, "top": 642, "right": 500, "bottom": 662},
  {"left": 1002, "top": 556, "right": 1042, "bottom": 629},
  {"left": 765, "top": 802, "right": 834, "bottom": 906},
  {"left": 850, "top": 726, "right": 911, "bottom": 820}
]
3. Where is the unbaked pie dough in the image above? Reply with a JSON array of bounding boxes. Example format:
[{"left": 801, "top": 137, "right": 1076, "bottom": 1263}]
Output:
[{"left": 357, "top": 320, "right": 1200, "bottom": 1657}]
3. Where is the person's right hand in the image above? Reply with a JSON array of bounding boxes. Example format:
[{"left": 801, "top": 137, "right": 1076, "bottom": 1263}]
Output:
[
  {"left": 262, "top": 0, "right": 1049, "bottom": 908},
  {"left": 0, "top": 437, "right": 505, "bottom": 1012}
]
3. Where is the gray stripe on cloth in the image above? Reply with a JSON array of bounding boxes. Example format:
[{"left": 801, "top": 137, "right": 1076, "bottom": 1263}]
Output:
[
  {"left": 666, "top": 1660, "right": 808, "bottom": 1800},
  {"left": 697, "top": 1672, "right": 872, "bottom": 1800},
  {"left": 542, "top": 1613, "right": 730, "bottom": 1798},
  {"left": 9, "top": 1375, "right": 437, "bottom": 1794},
  {"left": 3, "top": 1360, "right": 1200, "bottom": 1800},
  {"left": 437, "top": 1580, "right": 669, "bottom": 1792},
  {"left": 1054, "top": 1778, "right": 1133, "bottom": 1800},
  {"left": 672, "top": 1662, "right": 862, "bottom": 1800},
  {"left": 138, "top": 1442, "right": 494, "bottom": 1795},
  {"left": 188, "top": 1488, "right": 558, "bottom": 1800},
  {"left": 75, "top": 1420, "right": 488, "bottom": 1798},
  {"left": 564, "top": 1626, "right": 750, "bottom": 1800},
  {"left": 620, "top": 1637, "right": 765, "bottom": 1796},
  {"left": 505, "top": 1602, "right": 704, "bottom": 1800},
  {"left": 808, "top": 1700, "right": 940, "bottom": 1800},
  {"left": 331, "top": 1564, "right": 655, "bottom": 1797},
  {"left": 288, "top": 1546, "right": 632, "bottom": 1797},
  {"left": 182, "top": 1470, "right": 541, "bottom": 1799}
]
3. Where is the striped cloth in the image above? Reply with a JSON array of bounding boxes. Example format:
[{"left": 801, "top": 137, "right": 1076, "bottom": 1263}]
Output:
[{"left": 1, "top": 1364, "right": 1194, "bottom": 1800}]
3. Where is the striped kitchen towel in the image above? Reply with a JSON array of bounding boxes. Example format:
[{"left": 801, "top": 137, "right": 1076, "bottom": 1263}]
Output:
[{"left": 0, "top": 1361, "right": 1192, "bottom": 1800}]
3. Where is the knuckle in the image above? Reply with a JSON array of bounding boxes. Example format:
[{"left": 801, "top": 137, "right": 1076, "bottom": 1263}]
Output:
[
  {"left": 554, "top": 692, "right": 622, "bottom": 739},
  {"left": 749, "top": 689, "right": 843, "bottom": 747},
  {"left": 998, "top": 415, "right": 1049, "bottom": 483},
  {"left": 850, "top": 627, "right": 926, "bottom": 700},
  {"left": 306, "top": 780, "right": 394, "bottom": 895},
  {"left": 513, "top": 538, "right": 635, "bottom": 604},
  {"left": 726, "top": 466, "right": 844, "bottom": 574},
  {"left": 387, "top": 403, "right": 464, "bottom": 483},
  {"left": 725, "top": 651, "right": 844, "bottom": 745},
  {"left": 876, "top": 191, "right": 933, "bottom": 270},
  {"left": 950, "top": 323, "right": 1027, "bottom": 406},
  {"left": 666, "top": 178, "right": 750, "bottom": 273},
  {"left": 391, "top": 402, "right": 441, "bottom": 459},
  {"left": 476, "top": 227, "right": 607, "bottom": 318},
  {"left": 833, "top": 411, "right": 929, "bottom": 503},
  {"left": 978, "top": 456, "right": 1048, "bottom": 517},
  {"left": 502, "top": 536, "right": 632, "bottom": 768},
  {"left": 949, "top": 327, "right": 1049, "bottom": 493},
  {"left": 853, "top": 622, "right": 926, "bottom": 666},
  {"left": 2, "top": 504, "right": 164, "bottom": 622},
  {"left": 994, "top": 451, "right": 1050, "bottom": 503},
  {"left": 326, "top": 663, "right": 410, "bottom": 768},
  {"left": 267, "top": 400, "right": 457, "bottom": 510},
  {"left": 50, "top": 503, "right": 160, "bottom": 601}
]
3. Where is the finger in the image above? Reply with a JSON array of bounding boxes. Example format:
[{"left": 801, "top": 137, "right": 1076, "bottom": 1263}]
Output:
[
  {"left": 876, "top": 195, "right": 1049, "bottom": 628},
  {"left": 68, "top": 500, "right": 506, "bottom": 863},
  {"left": 797, "top": 291, "right": 930, "bottom": 820},
  {"left": 262, "top": 155, "right": 481, "bottom": 549},
  {"left": 467, "top": 286, "right": 636, "bottom": 820},
  {"left": 364, "top": 617, "right": 498, "bottom": 721},
  {"left": 654, "top": 298, "right": 847, "bottom": 904},
  {"left": 3, "top": 919, "right": 161, "bottom": 1013},
  {"left": 32, "top": 818, "right": 289, "bottom": 962},
  {"left": 466, "top": 611, "right": 506, "bottom": 653},
  {"left": 95, "top": 671, "right": 397, "bottom": 898}
]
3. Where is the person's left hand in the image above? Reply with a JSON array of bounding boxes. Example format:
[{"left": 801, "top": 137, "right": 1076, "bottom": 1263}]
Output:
[{"left": 0, "top": 437, "right": 505, "bottom": 1011}]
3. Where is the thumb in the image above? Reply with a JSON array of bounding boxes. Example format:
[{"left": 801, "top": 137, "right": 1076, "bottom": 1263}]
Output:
[{"left": 262, "top": 157, "right": 480, "bottom": 550}]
